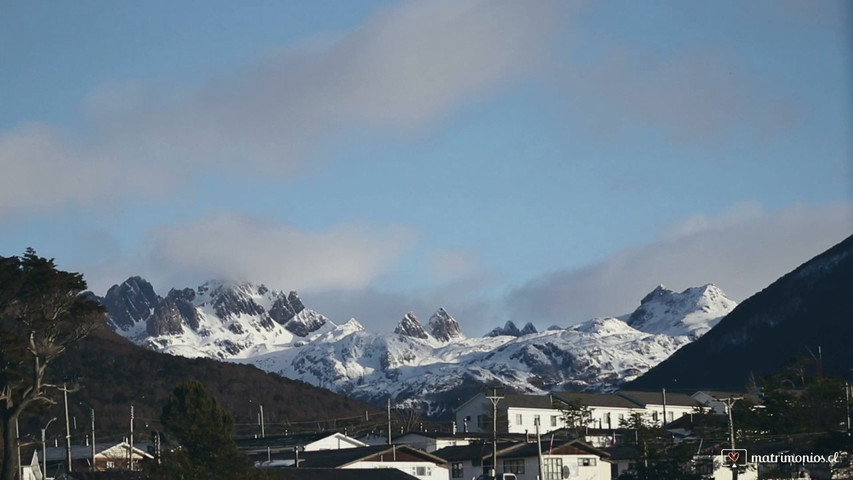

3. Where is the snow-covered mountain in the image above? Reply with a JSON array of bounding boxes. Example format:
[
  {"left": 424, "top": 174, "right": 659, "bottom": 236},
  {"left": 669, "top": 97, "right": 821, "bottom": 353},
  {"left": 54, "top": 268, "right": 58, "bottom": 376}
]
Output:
[
  {"left": 100, "top": 278, "right": 736, "bottom": 414},
  {"left": 97, "top": 277, "right": 331, "bottom": 359},
  {"left": 625, "top": 284, "right": 735, "bottom": 339}
]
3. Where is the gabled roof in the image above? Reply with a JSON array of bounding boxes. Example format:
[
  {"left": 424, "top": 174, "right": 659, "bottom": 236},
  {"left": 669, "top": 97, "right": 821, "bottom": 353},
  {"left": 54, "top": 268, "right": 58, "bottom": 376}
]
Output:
[
  {"left": 618, "top": 390, "right": 700, "bottom": 407},
  {"left": 601, "top": 445, "right": 642, "bottom": 461},
  {"left": 40, "top": 442, "right": 152, "bottom": 462},
  {"left": 237, "top": 431, "right": 366, "bottom": 449},
  {"left": 500, "top": 440, "right": 611, "bottom": 460},
  {"left": 552, "top": 392, "right": 639, "bottom": 409},
  {"left": 502, "top": 394, "right": 555, "bottom": 409},
  {"left": 264, "top": 468, "right": 419, "bottom": 480},
  {"left": 693, "top": 390, "right": 763, "bottom": 405},
  {"left": 432, "top": 442, "right": 519, "bottom": 462},
  {"left": 295, "top": 445, "right": 447, "bottom": 468}
]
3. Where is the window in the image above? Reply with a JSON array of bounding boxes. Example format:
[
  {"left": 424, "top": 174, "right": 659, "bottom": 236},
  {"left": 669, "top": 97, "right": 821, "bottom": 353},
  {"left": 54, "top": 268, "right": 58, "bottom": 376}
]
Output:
[
  {"left": 534, "top": 414, "right": 541, "bottom": 426},
  {"left": 106, "top": 461, "right": 115, "bottom": 469},
  {"left": 668, "top": 412, "right": 674, "bottom": 422},
  {"left": 652, "top": 411, "right": 659, "bottom": 421},
  {"left": 550, "top": 415, "right": 558, "bottom": 427},
  {"left": 503, "top": 459, "right": 525, "bottom": 474},
  {"left": 578, "top": 457, "right": 597, "bottom": 466},
  {"left": 544, "top": 458, "right": 563, "bottom": 480},
  {"left": 477, "top": 414, "right": 488, "bottom": 429},
  {"left": 618, "top": 413, "right": 624, "bottom": 421},
  {"left": 516, "top": 413, "right": 523, "bottom": 425},
  {"left": 452, "top": 462, "right": 464, "bottom": 478},
  {"left": 412, "top": 466, "right": 432, "bottom": 477}
]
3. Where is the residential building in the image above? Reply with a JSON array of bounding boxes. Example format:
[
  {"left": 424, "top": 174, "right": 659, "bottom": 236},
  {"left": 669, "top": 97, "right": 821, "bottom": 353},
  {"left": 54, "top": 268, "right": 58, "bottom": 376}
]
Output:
[
  {"left": 265, "top": 444, "right": 449, "bottom": 480},
  {"left": 434, "top": 440, "right": 611, "bottom": 480},
  {"left": 616, "top": 391, "right": 701, "bottom": 426},
  {"left": 691, "top": 391, "right": 762, "bottom": 415}
]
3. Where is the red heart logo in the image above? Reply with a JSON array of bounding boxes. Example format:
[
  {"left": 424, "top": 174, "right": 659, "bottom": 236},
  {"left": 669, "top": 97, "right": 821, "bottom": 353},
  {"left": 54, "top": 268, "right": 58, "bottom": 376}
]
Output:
[{"left": 727, "top": 452, "right": 740, "bottom": 463}]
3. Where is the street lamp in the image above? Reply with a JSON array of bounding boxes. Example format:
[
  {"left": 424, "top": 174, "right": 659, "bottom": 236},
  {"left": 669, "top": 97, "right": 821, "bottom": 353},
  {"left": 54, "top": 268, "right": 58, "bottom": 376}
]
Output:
[{"left": 42, "top": 417, "right": 57, "bottom": 480}]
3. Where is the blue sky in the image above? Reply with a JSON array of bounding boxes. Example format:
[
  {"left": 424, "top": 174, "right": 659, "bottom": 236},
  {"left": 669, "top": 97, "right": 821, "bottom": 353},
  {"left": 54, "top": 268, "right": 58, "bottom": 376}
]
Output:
[{"left": 2, "top": 0, "right": 851, "bottom": 334}]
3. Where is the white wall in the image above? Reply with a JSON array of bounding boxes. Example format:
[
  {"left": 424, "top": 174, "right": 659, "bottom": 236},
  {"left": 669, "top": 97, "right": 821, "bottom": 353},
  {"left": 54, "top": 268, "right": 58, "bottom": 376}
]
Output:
[
  {"left": 304, "top": 433, "right": 367, "bottom": 451},
  {"left": 350, "top": 461, "right": 450, "bottom": 480}
]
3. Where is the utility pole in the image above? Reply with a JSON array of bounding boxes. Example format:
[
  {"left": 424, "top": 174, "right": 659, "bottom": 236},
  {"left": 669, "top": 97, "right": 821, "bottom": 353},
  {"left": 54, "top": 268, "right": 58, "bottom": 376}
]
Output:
[
  {"left": 61, "top": 383, "right": 72, "bottom": 473},
  {"left": 721, "top": 396, "right": 742, "bottom": 480},
  {"left": 387, "top": 398, "right": 392, "bottom": 445},
  {"left": 486, "top": 388, "right": 503, "bottom": 477},
  {"left": 129, "top": 405, "right": 134, "bottom": 471},
  {"left": 90, "top": 408, "right": 96, "bottom": 471},
  {"left": 661, "top": 388, "right": 668, "bottom": 429},
  {"left": 16, "top": 419, "right": 22, "bottom": 480},
  {"left": 846, "top": 382, "right": 851, "bottom": 435},
  {"left": 259, "top": 403, "right": 265, "bottom": 438},
  {"left": 535, "top": 417, "right": 544, "bottom": 480}
]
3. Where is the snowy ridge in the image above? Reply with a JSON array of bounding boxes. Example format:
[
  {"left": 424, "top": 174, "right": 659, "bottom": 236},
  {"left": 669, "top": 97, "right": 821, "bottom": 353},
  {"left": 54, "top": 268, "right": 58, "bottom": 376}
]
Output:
[
  {"left": 625, "top": 284, "right": 736, "bottom": 339},
  {"left": 102, "top": 278, "right": 737, "bottom": 414}
]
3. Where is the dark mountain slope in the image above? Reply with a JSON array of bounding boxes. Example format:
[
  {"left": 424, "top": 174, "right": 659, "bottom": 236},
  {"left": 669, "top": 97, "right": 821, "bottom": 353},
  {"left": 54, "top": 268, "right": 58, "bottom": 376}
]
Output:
[
  {"left": 627, "top": 234, "right": 853, "bottom": 391},
  {"left": 21, "top": 327, "right": 377, "bottom": 443}
]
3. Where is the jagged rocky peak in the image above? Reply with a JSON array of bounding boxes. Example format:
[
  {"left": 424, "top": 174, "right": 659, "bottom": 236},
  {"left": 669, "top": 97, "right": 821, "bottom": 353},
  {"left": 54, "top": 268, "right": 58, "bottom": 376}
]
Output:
[
  {"left": 428, "top": 308, "right": 463, "bottom": 342},
  {"left": 394, "top": 312, "right": 429, "bottom": 339},
  {"left": 486, "top": 320, "right": 522, "bottom": 337},
  {"left": 287, "top": 291, "right": 305, "bottom": 312},
  {"left": 200, "top": 280, "right": 267, "bottom": 320},
  {"left": 520, "top": 322, "right": 538, "bottom": 336},
  {"left": 102, "top": 276, "right": 161, "bottom": 331},
  {"left": 627, "top": 283, "right": 737, "bottom": 339}
]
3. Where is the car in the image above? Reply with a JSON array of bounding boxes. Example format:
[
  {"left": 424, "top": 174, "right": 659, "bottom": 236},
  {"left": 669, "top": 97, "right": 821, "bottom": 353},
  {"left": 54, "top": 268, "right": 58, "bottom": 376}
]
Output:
[{"left": 474, "top": 474, "right": 518, "bottom": 480}]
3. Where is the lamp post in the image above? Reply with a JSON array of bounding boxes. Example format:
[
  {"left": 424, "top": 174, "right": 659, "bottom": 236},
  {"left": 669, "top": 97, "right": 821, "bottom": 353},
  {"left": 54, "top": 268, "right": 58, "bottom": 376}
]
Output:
[
  {"left": 78, "top": 401, "right": 96, "bottom": 471},
  {"left": 42, "top": 417, "right": 57, "bottom": 480}
]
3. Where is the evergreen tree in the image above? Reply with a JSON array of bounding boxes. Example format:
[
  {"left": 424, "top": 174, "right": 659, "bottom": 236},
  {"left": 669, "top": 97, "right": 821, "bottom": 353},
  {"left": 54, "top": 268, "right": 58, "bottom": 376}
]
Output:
[
  {"left": 150, "top": 380, "right": 258, "bottom": 480},
  {"left": 0, "top": 250, "right": 105, "bottom": 480}
]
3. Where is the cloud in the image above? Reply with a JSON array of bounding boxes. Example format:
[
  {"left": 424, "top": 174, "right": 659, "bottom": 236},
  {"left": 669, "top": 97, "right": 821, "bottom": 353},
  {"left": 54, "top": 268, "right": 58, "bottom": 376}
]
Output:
[
  {"left": 82, "top": 212, "right": 416, "bottom": 295},
  {"left": 1, "top": 0, "right": 558, "bottom": 217},
  {"left": 507, "top": 202, "right": 853, "bottom": 326},
  {"left": 556, "top": 45, "right": 795, "bottom": 143}
]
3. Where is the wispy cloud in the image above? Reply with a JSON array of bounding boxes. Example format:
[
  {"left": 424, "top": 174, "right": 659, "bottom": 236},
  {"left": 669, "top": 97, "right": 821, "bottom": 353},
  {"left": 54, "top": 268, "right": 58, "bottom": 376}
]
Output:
[
  {"left": 508, "top": 202, "right": 853, "bottom": 327},
  {"left": 0, "top": 0, "right": 558, "bottom": 218}
]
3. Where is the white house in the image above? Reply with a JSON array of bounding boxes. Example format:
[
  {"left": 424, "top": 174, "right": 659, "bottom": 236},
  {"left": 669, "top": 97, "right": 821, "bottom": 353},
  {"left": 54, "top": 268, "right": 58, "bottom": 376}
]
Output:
[
  {"left": 551, "top": 392, "right": 643, "bottom": 431},
  {"left": 395, "top": 432, "right": 473, "bottom": 453},
  {"left": 691, "top": 391, "right": 762, "bottom": 415},
  {"left": 616, "top": 391, "right": 700, "bottom": 426},
  {"left": 434, "top": 440, "right": 611, "bottom": 480},
  {"left": 455, "top": 394, "right": 564, "bottom": 435},
  {"left": 693, "top": 454, "right": 758, "bottom": 480},
  {"left": 39, "top": 441, "right": 153, "bottom": 473},
  {"left": 291, "top": 444, "right": 450, "bottom": 480}
]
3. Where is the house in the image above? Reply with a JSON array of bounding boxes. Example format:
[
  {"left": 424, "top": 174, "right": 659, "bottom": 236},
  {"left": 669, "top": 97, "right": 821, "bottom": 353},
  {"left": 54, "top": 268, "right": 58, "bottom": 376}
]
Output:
[
  {"left": 455, "top": 394, "right": 564, "bottom": 435},
  {"left": 616, "top": 391, "right": 701, "bottom": 426},
  {"left": 38, "top": 441, "right": 153, "bottom": 474},
  {"left": 551, "top": 392, "right": 643, "bottom": 431},
  {"left": 432, "top": 441, "right": 519, "bottom": 480},
  {"left": 434, "top": 440, "right": 611, "bottom": 480},
  {"left": 238, "top": 431, "right": 368, "bottom": 458},
  {"left": 265, "top": 444, "right": 450, "bottom": 480},
  {"left": 264, "top": 468, "right": 419, "bottom": 480},
  {"left": 395, "top": 431, "right": 474, "bottom": 453},
  {"left": 600, "top": 445, "right": 641, "bottom": 479},
  {"left": 692, "top": 454, "right": 758, "bottom": 480},
  {"left": 691, "top": 391, "right": 763, "bottom": 415}
]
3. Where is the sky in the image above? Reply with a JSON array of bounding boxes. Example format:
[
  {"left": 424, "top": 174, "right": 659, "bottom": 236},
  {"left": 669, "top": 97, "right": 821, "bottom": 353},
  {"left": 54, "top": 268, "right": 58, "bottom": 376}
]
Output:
[{"left": 1, "top": 0, "right": 851, "bottom": 335}]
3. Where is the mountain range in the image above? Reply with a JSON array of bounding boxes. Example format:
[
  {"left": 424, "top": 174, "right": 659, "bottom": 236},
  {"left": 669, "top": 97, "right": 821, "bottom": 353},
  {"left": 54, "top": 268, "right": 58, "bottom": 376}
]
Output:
[
  {"left": 628, "top": 234, "right": 853, "bottom": 391},
  {"left": 96, "top": 277, "right": 737, "bottom": 415}
]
